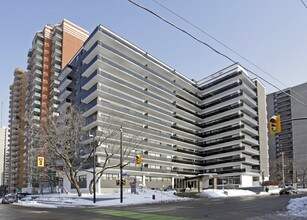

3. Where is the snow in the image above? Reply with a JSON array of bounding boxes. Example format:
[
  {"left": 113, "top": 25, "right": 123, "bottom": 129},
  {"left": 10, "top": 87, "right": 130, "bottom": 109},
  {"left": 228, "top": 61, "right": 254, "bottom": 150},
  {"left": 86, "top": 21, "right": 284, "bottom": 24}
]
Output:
[
  {"left": 284, "top": 189, "right": 307, "bottom": 218},
  {"left": 13, "top": 188, "right": 191, "bottom": 209},
  {"left": 10, "top": 187, "right": 307, "bottom": 218},
  {"left": 200, "top": 189, "right": 256, "bottom": 198}
]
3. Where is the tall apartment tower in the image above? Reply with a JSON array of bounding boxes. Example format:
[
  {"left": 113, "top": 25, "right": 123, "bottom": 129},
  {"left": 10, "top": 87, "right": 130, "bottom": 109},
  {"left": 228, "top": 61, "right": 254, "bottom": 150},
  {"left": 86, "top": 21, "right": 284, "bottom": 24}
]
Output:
[
  {"left": 7, "top": 68, "right": 27, "bottom": 192},
  {"left": 0, "top": 127, "right": 9, "bottom": 186},
  {"left": 267, "top": 82, "right": 307, "bottom": 185},
  {"left": 23, "top": 20, "right": 88, "bottom": 189},
  {"left": 58, "top": 25, "right": 269, "bottom": 192}
]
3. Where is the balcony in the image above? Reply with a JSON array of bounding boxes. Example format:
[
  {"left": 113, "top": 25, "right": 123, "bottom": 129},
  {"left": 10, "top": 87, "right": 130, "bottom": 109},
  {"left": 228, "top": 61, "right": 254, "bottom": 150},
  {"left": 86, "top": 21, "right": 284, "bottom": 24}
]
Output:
[
  {"left": 52, "top": 63, "right": 61, "bottom": 72},
  {"left": 33, "top": 77, "right": 42, "bottom": 84},
  {"left": 34, "top": 70, "right": 42, "bottom": 78},
  {"left": 51, "top": 72, "right": 59, "bottom": 81},
  {"left": 32, "top": 100, "right": 41, "bottom": 107},
  {"left": 32, "top": 92, "right": 41, "bottom": 100},
  {"left": 243, "top": 135, "right": 259, "bottom": 146},
  {"left": 242, "top": 123, "right": 258, "bottom": 136},
  {"left": 36, "top": 40, "right": 44, "bottom": 48},
  {"left": 54, "top": 48, "right": 62, "bottom": 56},
  {"left": 54, "top": 40, "right": 62, "bottom": 49},
  {"left": 58, "top": 87, "right": 72, "bottom": 102},
  {"left": 58, "top": 76, "right": 72, "bottom": 91},
  {"left": 51, "top": 87, "right": 60, "bottom": 96},
  {"left": 32, "top": 115, "right": 40, "bottom": 121},
  {"left": 32, "top": 85, "right": 42, "bottom": 92},
  {"left": 50, "top": 96, "right": 59, "bottom": 104},
  {"left": 34, "top": 62, "right": 43, "bottom": 71},
  {"left": 50, "top": 79, "right": 60, "bottom": 88},
  {"left": 32, "top": 107, "right": 41, "bottom": 114},
  {"left": 242, "top": 114, "right": 258, "bottom": 127},
  {"left": 58, "top": 99, "right": 71, "bottom": 112},
  {"left": 50, "top": 103, "right": 59, "bottom": 110},
  {"left": 58, "top": 65, "right": 72, "bottom": 81},
  {"left": 54, "top": 33, "right": 62, "bottom": 40},
  {"left": 241, "top": 93, "right": 257, "bottom": 107}
]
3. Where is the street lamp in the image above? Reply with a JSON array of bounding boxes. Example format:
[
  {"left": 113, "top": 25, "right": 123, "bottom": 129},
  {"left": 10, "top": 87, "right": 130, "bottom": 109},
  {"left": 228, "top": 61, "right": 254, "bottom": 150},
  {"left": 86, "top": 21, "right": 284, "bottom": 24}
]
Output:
[
  {"left": 89, "top": 134, "right": 96, "bottom": 203},
  {"left": 120, "top": 126, "right": 123, "bottom": 203}
]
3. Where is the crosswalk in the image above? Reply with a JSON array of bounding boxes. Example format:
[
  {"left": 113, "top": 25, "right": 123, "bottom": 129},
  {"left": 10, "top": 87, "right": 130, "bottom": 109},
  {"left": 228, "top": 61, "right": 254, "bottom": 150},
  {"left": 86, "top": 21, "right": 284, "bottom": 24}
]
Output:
[{"left": 85, "top": 208, "right": 192, "bottom": 220}]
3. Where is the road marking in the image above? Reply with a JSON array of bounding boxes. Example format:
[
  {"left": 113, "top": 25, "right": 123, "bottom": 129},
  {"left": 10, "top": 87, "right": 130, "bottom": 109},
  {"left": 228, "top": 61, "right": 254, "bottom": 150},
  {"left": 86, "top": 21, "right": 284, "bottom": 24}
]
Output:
[{"left": 86, "top": 209, "right": 189, "bottom": 220}]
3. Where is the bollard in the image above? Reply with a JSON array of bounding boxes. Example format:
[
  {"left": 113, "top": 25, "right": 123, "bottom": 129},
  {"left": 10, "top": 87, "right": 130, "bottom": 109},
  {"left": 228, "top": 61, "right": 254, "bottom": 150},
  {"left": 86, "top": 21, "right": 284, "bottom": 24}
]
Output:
[{"left": 152, "top": 194, "right": 155, "bottom": 200}]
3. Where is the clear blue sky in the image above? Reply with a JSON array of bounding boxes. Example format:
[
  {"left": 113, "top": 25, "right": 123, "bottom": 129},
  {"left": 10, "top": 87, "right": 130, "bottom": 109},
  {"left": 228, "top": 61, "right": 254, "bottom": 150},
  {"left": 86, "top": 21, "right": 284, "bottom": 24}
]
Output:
[{"left": 1, "top": 0, "right": 307, "bottom": 127}]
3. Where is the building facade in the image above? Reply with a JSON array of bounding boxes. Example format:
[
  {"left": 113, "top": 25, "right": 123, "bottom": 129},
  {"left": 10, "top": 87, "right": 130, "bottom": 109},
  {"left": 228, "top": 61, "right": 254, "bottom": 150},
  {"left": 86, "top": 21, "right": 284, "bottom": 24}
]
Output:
[
  {"left": 7, "top": 68, "right": 27, "bottom": 192},
  {"left": 58, "top": 25, "right": 269, "bottom": 193},
  {"left": 267, "top": 82, "right": 307, "bottom": 185},
  {"left": 21, "top": 19, "right": 88, "bottom": 190},
  {"left": 0, "top": 127, "right": 8, "bottom": 186}
]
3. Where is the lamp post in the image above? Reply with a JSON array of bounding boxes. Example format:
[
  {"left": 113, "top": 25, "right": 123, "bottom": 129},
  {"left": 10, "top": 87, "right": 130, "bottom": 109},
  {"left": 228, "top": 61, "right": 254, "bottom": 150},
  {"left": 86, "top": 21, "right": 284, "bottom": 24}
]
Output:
[
  {"left": 281, "top": 151, "right": 285, "bottom": 188},
  {"left": 120, "top": 126, "right": 123, "bottom": 203},
  {"left": 89, "top": 134, "right": 96, "bottom": 203}
]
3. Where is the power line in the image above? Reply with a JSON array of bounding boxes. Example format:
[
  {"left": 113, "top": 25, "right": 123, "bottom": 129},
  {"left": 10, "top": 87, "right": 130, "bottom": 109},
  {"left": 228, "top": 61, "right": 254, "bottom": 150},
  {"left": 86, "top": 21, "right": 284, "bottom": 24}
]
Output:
[
  {"left": 128, "top": 0, "right": 235, "bottom": 63},
  {"left": 301, "top": 0, "right": 307, "bottom": 9},
  {"left": 151, "top": 0, "right": 307, "bottom": 103},
  {"left": 128, "top": 0, "right": 307, "bottom": 106}
]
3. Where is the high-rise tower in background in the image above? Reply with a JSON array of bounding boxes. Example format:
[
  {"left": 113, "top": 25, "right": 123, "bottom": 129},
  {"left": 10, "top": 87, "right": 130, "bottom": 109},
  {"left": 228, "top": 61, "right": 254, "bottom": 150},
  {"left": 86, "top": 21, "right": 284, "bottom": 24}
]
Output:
[
  {"left": 7, "top": 68, "right": 27, "bottom": 192},
  {"left": 267, "top": 82, "right": 307, "bottom": 185},
  {"left": 6, "top": 20, "right": 89, "bottom": 191},
  {"left": 0, "top": 127, "right": 8, "bottom": 186}
]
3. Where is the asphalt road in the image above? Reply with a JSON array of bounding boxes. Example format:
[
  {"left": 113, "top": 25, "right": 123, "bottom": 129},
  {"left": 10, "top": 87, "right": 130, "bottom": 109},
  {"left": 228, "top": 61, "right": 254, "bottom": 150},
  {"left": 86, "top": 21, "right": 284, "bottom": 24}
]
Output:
[{"left": 1, "top": 194, "right": 307, "bottom": 220}]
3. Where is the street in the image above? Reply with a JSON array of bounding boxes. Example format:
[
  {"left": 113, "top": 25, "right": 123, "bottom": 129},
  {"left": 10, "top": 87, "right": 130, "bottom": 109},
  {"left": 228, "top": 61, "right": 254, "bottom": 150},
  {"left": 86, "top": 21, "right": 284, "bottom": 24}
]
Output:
[{"left": 1, "top": 194, "right": 307, "bottom": 220}]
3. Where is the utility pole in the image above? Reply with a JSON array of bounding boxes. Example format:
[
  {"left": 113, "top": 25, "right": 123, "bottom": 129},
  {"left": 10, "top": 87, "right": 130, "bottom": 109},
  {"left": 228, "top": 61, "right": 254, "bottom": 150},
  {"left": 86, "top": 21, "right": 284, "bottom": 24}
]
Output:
[
  {"left": 282, "top": 152, "right": 285, "bottom": 188},
  {"left": 89, "top": 134, "right": 96, "bottom": 203},
  {"left": 120, "top": 126, "right": 123, "bottom": 203}
]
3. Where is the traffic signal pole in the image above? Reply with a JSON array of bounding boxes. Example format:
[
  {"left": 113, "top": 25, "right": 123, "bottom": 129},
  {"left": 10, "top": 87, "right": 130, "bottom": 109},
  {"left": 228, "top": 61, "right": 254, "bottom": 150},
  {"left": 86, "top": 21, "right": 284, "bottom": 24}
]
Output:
[{"left": 120, "top": 126, "right": 123, "bottom": 203}]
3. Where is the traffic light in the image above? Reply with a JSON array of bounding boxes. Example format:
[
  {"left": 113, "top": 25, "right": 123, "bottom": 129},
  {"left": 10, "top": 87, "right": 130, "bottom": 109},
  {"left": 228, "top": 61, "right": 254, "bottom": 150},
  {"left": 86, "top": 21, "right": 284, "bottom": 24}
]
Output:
[
  {"left": 116, "top": 179, "right": 126, "bottom": 185},
  {"left": 269, "top": 115, "right": 281, "bottom": 134},
  {"left": 135, "top": 155, "right": 142, "bottom": 164},
  {"left": 37, "top": 156, "right": 45, "bottom": 167}
]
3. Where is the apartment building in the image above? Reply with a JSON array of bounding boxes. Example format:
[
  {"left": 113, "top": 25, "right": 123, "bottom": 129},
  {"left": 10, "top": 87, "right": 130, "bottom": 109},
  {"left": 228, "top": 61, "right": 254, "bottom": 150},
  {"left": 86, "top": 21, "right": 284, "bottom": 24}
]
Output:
[
  {"left": 267, "top": 82, "right": 307, "bottom": 185},
  {"left": 58, "top": 25, "right": 269, "bottom": 193},
  {"left": 7, "top": 68, "right": 27, "bottom": 192},
  {"left": 0, "top": 127, "right": 8, "bottom": 186},
  {"left": 22, "top": 19, "right": 88, "bottom": 190}
]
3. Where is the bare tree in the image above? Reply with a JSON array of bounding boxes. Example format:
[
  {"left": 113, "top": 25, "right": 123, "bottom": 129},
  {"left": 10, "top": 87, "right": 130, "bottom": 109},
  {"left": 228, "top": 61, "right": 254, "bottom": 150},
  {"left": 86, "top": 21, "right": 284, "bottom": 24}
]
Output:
[
  {"left": 272, "top": 156, "right": 293, "bottom": 186},
  {"left": 296, "top": 164, "right": 307, "bottom": 188},
  {"left": 23, "top": 106, "right": 92, "bottom": 196},
  {"left": 26, "top": 105, "right": 144, "bottom": 196},
  {"left": 88, "top": 120, "right": 143, "bottom": 194}
]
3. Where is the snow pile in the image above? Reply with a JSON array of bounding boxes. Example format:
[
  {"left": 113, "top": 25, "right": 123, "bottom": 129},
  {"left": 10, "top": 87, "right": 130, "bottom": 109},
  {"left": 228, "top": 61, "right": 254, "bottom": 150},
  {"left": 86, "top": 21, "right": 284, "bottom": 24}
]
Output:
[
  {"left": 201, "top": 189, "right": 256, "bottom": 198},
  {"left": 286, "top": 197, "right": 307, "bottom": 217},
  {"left": 258, "top": 188, "right": 281, "bottom": 196},
  {"left": 14, "top": 188, "right": 191, "bottom": 208}
]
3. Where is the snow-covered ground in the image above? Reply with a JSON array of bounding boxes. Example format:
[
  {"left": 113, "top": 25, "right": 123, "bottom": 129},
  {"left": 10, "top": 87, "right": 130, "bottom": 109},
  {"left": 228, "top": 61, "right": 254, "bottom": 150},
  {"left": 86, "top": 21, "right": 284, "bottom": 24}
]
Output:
[
  {"left": 201, "top": 189, "right": 256, "bottom": 198},
  {"left": 12, "top": 188, "right": 190, "bottom": 208},
  {"left": 6, "top": 187, "right": 307, "bottom": 218}
]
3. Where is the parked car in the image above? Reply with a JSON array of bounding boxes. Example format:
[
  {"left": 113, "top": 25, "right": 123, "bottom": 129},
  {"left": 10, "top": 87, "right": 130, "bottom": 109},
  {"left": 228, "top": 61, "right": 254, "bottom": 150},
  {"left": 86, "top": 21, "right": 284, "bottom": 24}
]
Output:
[
  {"left": 17, "top": 192, "right": 31, "bottom": 199},
  {"left": 279, "top": 187, "right": 298, "bottom": 195},
  {"left": 1, "top": 193, "right": 17, "bottom": 204}
]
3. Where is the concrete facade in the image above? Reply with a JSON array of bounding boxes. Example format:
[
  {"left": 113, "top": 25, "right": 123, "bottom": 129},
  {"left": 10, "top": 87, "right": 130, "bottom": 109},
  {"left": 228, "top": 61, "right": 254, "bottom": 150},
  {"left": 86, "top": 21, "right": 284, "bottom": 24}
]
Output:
[{"left": 58, "top": 25, "right": 269, "bottom": 192}]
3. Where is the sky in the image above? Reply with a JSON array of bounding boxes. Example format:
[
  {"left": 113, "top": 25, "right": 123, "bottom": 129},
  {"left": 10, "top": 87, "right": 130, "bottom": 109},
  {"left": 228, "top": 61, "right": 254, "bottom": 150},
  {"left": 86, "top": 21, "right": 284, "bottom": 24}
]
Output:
[{"left": 1, "top": 0, "right": 307, "bottom": 127}]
